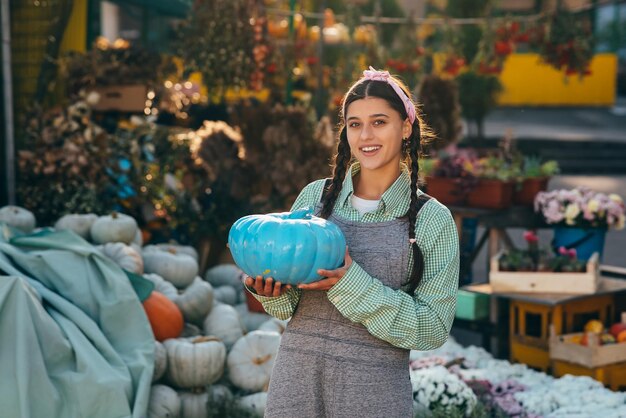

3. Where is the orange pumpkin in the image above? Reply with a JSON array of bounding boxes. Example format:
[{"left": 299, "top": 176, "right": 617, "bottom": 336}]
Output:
[
  {"left": 617, "top": 329, "right": 626, "bottom": 343},
  {"left": 143, "top": 291, "right": 184, "bottom": 341}
]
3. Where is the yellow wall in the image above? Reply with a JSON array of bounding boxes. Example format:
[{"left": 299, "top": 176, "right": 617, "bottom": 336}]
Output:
[
  {"left": 60, "top": 0, "right": 88, "bottom": 53},
  {"left": 497, "top": 53, "right": 617, "bottom": 106}
]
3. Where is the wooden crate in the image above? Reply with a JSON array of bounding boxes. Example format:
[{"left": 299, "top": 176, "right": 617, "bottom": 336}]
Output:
[
  {"left": 550, "top": 332, "right": 626, "bottom": 368},
  {"left": 549, "top": 314, "right": 626, "bottom": 368},
  {"left": 508, "top": 296, "right": 616, "bottom": 372},
  {"left": 490, "top": 251, "right": 599, "bottom": 294},
  {"left": 552, "top": 360, "right": 626, "bottom": 391}
]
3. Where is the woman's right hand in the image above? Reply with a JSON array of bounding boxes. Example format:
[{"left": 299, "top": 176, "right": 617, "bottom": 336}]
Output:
[{"left": 244, "top": 275, "right": 292, "bottom": 297}]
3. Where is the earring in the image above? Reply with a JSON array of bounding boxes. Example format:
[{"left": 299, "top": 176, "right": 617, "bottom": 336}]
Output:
[{"left": 402, "top": 138, "right": 409, "bottom": 153}]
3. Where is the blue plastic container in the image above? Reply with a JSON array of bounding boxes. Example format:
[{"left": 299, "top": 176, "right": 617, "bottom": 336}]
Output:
[{"left": 553, "top": 227, "right": 606, "bottom": 261}]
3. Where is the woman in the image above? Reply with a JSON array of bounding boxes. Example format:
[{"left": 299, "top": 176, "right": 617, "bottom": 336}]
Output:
[{"left": 244, "top": 67, "right": 459, "bottom": 417}]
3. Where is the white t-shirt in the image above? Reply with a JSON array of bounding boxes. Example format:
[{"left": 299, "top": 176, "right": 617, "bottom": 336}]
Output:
[{"left": 350, "top": 194, "right": 381, "bottom": 216}]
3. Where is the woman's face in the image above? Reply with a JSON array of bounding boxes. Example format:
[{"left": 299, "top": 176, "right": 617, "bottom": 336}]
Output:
[{"left": 345, "top": 97, "right": 412, "bottom": 173}]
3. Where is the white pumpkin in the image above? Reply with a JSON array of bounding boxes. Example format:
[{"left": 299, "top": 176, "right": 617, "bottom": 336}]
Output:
[
  {"left": 238, "top": 392, "right": 268, "bottom": 417},
  {"left": 132, "top": 228, "right": 143, "bottom": 247},
  {"left": 178, "top": 392, "right": 208, "bottom": 418},
  {"left": 174, "top": 277, "right": 214, "bottom": 325},
  {"left": 97, "top": 242, "right": 144, "bottom": 274},
  {"left": 227, "top": 330, "right": 281, "bottom": 392},
  {"left": 206, "top": 384, "right": 233, "bottom": 406},
  {"left": 258, "top": 318, "right": 289, "bottom": 334},
  {"left": 54, "top": 213, "right": 97, "bottom": 239},
  {"left": 151, "top": 243, "right": 199, "bottom": 261},
  {"left": 90, "top": 212, "right": 138, "bottom": 244},
  {"left": 143, "top": 273, "right": 179, "bottom": 301},
  {"left": 153, "top": 341, "right": 167, "bottom": 382},
  {"left": 205, "top": 264, "right": 244, "bottom": 291},
  {"left": 203, "top": 304, "right": 245, "bottom": 349},
  {"left": 164, "top": 336, "right": 226, "bottom": 389},
  {"left": 180, "top": 323, "right": 202, "bottom": 338},
  {"left": 213, "top": 285, "right": 238, "bottom": 305},
  {"left": 143, "top": 249, "right": 198, "bottom": 289},
  {"left": 0, "top": 205, "right": 36, "bottom": 232},
  {"left": 148, "top": 384, "right": 180, "bottom": 418},
  {"left": 235, "top": 303, "right": 272, "bottom": 332}
]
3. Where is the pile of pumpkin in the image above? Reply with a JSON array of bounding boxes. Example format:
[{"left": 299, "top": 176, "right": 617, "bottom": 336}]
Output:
[{"left": 0, "top": 205, "right": 286, "bottom": 418}]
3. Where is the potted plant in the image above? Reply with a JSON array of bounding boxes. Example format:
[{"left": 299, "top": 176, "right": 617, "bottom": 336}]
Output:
[
  {"left": 534, "top": 187, "right": 626, "bottom": 260},
  {"left": 422, "top": 149, "right": 480, "bottom": 206},
  {"left": 491, "top": 230, "right": 597, "bottom": 294},
  {"left": 514, "top": 156, "right": 560, "bottom": 206},
  {"left": 466, "top": 155, "right": 520, "bottom": 210},
  {"left": 498, "top": 231, "right": 586, "bottom": 273}
]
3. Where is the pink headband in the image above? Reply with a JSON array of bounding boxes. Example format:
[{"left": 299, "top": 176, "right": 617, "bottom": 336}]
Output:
[{"left": 362, "top": 66, "right": 416, "bottom": 124}]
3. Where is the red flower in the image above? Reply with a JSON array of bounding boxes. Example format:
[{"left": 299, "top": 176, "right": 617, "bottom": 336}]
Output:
[
  {"left": 523, "top": 230, "right": 539, "bottom": 243},
  {"left": 395, "top": 62, "right": 408, "bottom": 72},
  {"left": 306, "top": 56, "right": 319, "bottom": 65},
  {"left": 495, "top": 41, "right": 513, "bottom": 56},
  {"left": 267, "top": 63, "right": 277, "bottom": 74}
]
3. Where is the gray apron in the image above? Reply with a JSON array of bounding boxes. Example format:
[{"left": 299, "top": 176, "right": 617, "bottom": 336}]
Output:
[{"left": 264, "top": 208, "right": 414, "bottom": 418}]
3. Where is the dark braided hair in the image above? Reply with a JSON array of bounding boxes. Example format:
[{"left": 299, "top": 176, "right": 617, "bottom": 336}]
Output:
[{"left": 320, "top": 75, "right": 433, "bottom": 295}]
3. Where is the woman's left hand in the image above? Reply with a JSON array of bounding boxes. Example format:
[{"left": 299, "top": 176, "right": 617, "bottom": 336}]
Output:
[{"left": 298, "top": 247, "right": 352, "bottom": 291}]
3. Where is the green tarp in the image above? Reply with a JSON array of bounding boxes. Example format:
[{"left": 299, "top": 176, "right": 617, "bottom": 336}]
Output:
[{"left": 0, "top": 225, "right": 154, "bottom": 418}]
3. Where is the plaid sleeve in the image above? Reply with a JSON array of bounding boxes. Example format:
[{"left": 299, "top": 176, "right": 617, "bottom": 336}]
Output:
[
  {"left": 245, "top": 285, "right": 302, "bottom": 321},
  {"left": 326, "top": 202, "right": 459, "bottom": 351},
  {"left": 245, "top": 179, "right": 326, "bottom": 319}
]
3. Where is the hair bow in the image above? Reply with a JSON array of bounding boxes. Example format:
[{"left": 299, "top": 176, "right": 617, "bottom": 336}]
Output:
[{"left": 362, "top": 66, "right": 416, "bottom": 124}]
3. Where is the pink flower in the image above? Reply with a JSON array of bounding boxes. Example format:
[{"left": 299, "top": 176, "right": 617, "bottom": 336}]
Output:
[
  {"left": 568, "top": 248, "right": 577, "bottom": 259},
  {"left": 523, "top": 230, "right": 539, "bottom": 243},
  {"left": 558, "top": 246, "right": 568, "bottom": 256}
]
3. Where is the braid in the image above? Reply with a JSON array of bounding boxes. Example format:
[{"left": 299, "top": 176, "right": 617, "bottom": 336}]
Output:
[
  {"left": 403, "top": 121, "right": 426, "bottom": 295},
  {"left": 320, "top": 127, "right": 351, "bottom": 219}
]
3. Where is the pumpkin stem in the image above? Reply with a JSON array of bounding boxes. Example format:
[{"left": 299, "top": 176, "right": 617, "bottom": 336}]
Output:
[
  {"left": 111, "top": 211, "right": 118, "bottom": 219},
  {"left": 167, "top": 247, "right": 178, "bottom": 254},
  {"left": 252, "top": 353, "right": 272, "bottom": 365},
  {"left": 192, "top": 336, "right": 221, "bottom": 344}
]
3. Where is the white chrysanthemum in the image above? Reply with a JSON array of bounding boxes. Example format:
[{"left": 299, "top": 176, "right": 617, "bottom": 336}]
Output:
[{"left": 410, "top": 366, "right": 477, "bottom": 416}]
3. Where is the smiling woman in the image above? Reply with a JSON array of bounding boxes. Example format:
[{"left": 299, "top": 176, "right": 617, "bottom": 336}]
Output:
[{"left": 244, "top": 67, "right": 460, "bottom": 417}]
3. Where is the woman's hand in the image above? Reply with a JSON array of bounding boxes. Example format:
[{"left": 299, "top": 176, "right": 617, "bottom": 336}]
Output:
[
  {"left": 244, "top": 275, "right": 292, "bottom": 297},
  {"left": 298, "top": 247, "right": 352, "bottom": 291}
]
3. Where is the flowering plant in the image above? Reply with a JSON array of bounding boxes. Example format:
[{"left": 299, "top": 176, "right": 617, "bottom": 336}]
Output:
[
  {"left": 534, "top": 187, "right": 626, "bottom": 230},
  {"left": 498, "top": 230, "right": 586, "bottom": 272},
  {"left": 410, "top": 365, "right": 477, "bottom": 417}
]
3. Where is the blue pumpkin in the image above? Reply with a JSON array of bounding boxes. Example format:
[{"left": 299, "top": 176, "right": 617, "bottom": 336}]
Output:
[{"left": 228, "top": 207, "right": 346, "bottom": 284}]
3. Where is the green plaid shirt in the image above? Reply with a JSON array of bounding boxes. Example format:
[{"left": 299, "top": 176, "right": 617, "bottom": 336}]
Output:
[{"left": 249, "top": 163, "right": 459, "bottom": 351}]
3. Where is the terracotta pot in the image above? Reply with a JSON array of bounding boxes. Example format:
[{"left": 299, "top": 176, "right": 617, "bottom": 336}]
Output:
[
  {"left": 467, "top": 179, "right": 514, "bottom": 210},
  {"left": 514, "top": 177, "right": 549, "bottom": 206},
  {"left": 424, "top": 176, "right": 465, "bottom": 206}
]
